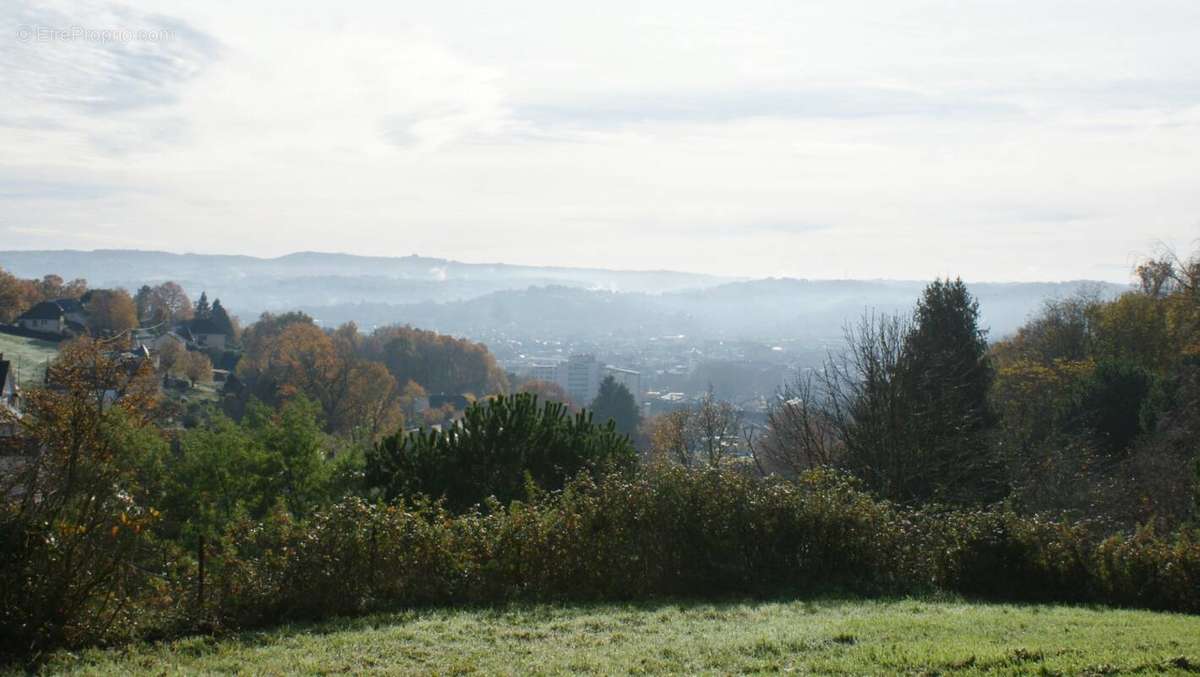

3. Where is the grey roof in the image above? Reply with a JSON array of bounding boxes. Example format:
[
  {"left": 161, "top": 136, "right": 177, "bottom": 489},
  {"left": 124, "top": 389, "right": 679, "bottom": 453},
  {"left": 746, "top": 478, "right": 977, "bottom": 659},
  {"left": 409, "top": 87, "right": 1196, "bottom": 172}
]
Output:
[
  {"left": 52, "top": 298, "right": 85, "bottom": 314},
  {"left": 18, "top": 301, "right": 65, "bottom": 321}
]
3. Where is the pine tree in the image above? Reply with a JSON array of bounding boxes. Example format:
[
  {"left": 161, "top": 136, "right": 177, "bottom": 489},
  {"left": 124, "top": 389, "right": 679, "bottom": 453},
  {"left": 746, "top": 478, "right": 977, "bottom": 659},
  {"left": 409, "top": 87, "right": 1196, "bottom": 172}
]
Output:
[
  {"left": 210, "top": 299, "right": 235, "bottom": 337},
  {"left": 590, "top": 375, "right": 641, "bottom": 437},
  {"left": 194, "top": 291, "right": 211, "bottom": 320},
  {"left": 902, "top": 277, "right": 998, "bottom": 502}
]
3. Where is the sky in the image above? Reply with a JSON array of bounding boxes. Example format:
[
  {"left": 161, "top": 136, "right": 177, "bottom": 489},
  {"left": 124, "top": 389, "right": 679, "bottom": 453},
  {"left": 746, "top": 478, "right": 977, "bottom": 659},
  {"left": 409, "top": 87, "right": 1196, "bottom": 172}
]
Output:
[{"left": 1, "top": 0, "right": 1198, "bottom": 282}]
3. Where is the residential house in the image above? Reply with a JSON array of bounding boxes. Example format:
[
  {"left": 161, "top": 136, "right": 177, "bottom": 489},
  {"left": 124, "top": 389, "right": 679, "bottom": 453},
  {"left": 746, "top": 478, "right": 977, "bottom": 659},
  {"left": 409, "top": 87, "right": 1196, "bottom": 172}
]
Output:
[
  {"left": 133, "top": 329, "right": 188, "bottom": 354},
  {"left": 13, "top": 298, "right": 88, "bottom": 337},
  {"left": 15, "top": 301, "right": 66, "bottom": 335},
  {"left": 53, "top": 298, "right": 88, "bottom": 326},
  {"left": 187, "top": 318, "right": 228, "bottom": 351}
]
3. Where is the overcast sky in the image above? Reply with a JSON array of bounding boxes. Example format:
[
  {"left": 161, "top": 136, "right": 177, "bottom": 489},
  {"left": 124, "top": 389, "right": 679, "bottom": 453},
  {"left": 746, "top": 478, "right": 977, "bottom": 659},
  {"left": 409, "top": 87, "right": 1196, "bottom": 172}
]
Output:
[{"left": 2, "top": 1, "right": 1198, "bottom": 281}]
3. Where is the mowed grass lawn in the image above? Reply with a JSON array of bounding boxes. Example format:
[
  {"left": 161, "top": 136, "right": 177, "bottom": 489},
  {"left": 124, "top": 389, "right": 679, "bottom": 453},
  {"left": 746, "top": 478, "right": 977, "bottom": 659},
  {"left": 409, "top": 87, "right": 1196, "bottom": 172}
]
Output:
[
  {"left": 30, "top": 598, "right": 1200, "bottom": 675},
  {"left": 0, "top": 331, "right": 58, "bottom": 386}
]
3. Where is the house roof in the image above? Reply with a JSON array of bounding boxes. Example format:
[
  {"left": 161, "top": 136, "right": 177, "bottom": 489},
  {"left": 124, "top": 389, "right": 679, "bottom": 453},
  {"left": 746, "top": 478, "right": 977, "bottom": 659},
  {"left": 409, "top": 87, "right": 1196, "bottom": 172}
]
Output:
[
  {"left": 52, "top": 298, "right": 85, "bottom": 314},
  {"left": 190, "top": 318, "right": 226, "bottom": 336},
  {"left": 18, "top": 301, "right": 65, "bottom": 321}
]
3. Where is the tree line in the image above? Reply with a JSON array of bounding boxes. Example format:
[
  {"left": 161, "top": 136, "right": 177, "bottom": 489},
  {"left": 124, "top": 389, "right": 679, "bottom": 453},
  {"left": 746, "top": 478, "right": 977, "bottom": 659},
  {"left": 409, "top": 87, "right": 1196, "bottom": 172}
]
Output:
[
  {"left": 753, "top": 250, "right": 1200, "bottom": 529},
  {"left": 2, "top": 249, "right": 1199, "bottom": 661}
]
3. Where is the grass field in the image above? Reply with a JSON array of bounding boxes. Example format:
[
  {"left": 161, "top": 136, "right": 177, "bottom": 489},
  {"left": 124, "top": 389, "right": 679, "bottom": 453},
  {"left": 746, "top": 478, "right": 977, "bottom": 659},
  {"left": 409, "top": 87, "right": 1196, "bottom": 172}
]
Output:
[
  {"left": 0, "top": 331, "right": 58, "bottom": 386},
  {"left": 29, "top": 598, "right": 1200, "bottom": 675}
]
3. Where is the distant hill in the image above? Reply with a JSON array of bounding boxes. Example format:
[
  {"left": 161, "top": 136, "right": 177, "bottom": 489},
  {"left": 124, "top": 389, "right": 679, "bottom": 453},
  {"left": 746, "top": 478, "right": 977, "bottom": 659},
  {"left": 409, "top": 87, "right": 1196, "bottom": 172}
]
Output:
[
  {"left": 0, "top": 249, "right": 1126, "bottom": 342},
  {"left": 296, "top": 279, "right": 1127, "bottom": 342},
  {"left": 0, "top": 249, "right": 730, "bottom": 312}
]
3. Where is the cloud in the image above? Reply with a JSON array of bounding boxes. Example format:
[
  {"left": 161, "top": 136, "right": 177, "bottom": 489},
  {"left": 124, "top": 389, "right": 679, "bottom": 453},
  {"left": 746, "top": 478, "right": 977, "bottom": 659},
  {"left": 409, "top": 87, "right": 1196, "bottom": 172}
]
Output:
[
  {"left": 0, "top": 0, "right": 219, "bottom": 156},
  {"left": 515, "top": 85, "right": 1021, "bottom": 129},
  {"left": 1, "top": 1, "right": 219, "bottom": 111},
  {"left": 0, "top": 1, "right": 1198, "bottom": 282}
]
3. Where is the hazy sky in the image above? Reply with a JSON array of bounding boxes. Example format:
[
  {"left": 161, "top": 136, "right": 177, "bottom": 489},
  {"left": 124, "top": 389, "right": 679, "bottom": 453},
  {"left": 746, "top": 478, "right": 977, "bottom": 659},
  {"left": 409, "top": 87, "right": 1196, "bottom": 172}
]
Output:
[{"left": 2, "top": 1, "right": 1198, "bottom": 281}]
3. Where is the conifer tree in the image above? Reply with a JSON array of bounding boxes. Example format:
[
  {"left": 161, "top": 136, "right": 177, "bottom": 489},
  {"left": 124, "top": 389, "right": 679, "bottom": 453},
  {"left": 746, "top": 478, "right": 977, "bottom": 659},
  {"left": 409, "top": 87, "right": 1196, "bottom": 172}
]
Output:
[
  {"left": 194, "top": 291, "right": 211, "bottom": 320},
  {"left": 590, "top": 375, "right": 641, "bottom": 437}
]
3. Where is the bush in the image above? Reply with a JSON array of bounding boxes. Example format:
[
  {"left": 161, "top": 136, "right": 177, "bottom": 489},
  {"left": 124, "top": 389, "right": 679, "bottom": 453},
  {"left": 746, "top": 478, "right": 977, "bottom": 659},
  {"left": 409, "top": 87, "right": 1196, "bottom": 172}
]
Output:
[
  {"left": 9, "top": 463, "right": 1200, "bottom": 660},
  {"left": 194, "top": 466, "right": 1200, "bottom": 630},
  {"left": 365, "top": 393, "right": 637, "bottom": 511}
]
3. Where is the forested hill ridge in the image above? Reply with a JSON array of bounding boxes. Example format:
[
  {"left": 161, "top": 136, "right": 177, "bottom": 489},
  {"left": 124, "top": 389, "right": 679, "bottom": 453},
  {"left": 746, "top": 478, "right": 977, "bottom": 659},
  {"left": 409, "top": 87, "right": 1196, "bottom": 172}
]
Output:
[
  {"left": 0, "top": 250, "right": 1123, "bottom": 341},
  {"left": 0, "top": 249, "right": 730, "bottom": 302},
  {"left": 298, "top": 279, "right": 1125, "bottom": 341}
]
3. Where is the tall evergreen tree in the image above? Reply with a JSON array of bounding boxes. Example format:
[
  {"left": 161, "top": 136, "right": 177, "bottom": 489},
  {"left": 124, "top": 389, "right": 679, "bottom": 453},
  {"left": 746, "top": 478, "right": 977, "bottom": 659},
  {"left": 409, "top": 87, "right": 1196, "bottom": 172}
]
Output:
[
  {"left": 590, "top": 375, "right": 641, "bottom": 437},
  {"left": 902, "top": 277, "right": 998, "bottom": 502},
  {"left": 210, "top": 299, "right": 235, "bottom": 337},
  {"left": 194, "top": 291, "right": 211, "bottom": 320}
]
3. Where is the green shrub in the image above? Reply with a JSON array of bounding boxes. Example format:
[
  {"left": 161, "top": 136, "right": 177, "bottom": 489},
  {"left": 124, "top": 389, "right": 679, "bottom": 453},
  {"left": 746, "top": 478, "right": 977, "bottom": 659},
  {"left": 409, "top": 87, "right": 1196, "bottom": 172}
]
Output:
[
  {"left": 1092, "top": 526, "right": 1200, "bottom": 612},
  {"left": 10, "top": 462, "right": 1200, "bottom": 660},
  {"left": 365, "top": 393, "right": 637, "bottom": 511}
]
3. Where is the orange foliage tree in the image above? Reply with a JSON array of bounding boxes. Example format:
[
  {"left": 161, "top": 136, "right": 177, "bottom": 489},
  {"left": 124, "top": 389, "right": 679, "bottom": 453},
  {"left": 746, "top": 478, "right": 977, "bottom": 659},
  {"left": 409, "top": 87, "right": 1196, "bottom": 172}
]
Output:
[{"left": 0, "top": 338, "right": 165, "bottom": 652}]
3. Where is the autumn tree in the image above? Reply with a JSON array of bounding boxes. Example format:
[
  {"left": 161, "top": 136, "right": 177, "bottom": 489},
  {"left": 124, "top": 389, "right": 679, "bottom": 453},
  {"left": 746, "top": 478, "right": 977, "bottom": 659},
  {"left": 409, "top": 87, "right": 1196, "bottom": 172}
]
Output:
[
  {"left": 648, "top": 390, "right": 744, "bottom": 468},
  {"left": 362, "top": 324, "right": 509, "bottom": 396},
  {"left": 157, "top": 339, "right": 186, "bottom": 376},
  {"left": 37, "top": 274, "right": 87, "bottom": 301},
  {"left": 752, "top": 372, "right": 841, "bottom": 477},
  {"left": 153, "top": 282, "right": 193, "bottom": 327},
  {"left": 400, "top": 380, "right": 429, "bottom": 421},
  {"left": 0, "top": 267, "right": 22, "bottom": 323},
  {"left": 237, "top": 317, "right": 401, "bottom": 439},
  {"left": 242, "top": 321, "right": 337, "bottom": 406},
  {"left": 85, "top": 289, "right": 138, "bottom": 336},
  {"left": 341, "top": 361, "right": 403, "bottom": 443},
  {"left": 0, "top": 338, "right": 163, "bottom": 652},
  {"left": 133, "top": 285, "right": 155, "bottom": 325},
  {"left": 0, "top": 268, "right": 87, "bottom": 323},
  {"left": 182, "top": 351, "right": 213, "bottom": 386}
]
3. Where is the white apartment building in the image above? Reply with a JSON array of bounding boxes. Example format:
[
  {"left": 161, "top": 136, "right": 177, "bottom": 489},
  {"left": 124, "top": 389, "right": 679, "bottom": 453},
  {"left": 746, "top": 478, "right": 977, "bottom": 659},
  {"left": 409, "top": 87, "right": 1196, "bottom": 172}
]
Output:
[{"left": 564, "top": 354, "right": 601, "bottom": 406}]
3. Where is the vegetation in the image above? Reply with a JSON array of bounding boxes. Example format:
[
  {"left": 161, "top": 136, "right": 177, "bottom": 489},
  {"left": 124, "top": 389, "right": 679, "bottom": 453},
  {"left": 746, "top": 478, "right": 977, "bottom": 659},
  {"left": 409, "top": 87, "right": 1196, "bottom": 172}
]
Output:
[
  {"left": 0, "top": 272, "right": 87, "bottom": 324},
  {"left": 233, "top": 312, "right": 507, "bottom": 439},
  {"left": 134, "top": 281, "right": 192, "bottom": 327},
  {"left": 366, "top": 393, "right": 636, "bottom": 510},
  {"left": 647, "top": 388, "right": 745, "bottom": 468},
  {"left": 23, "top": 598, "right": 1200, "bottom": 676},
  {"left": 2, "top": 249, "right": 1199, "bottom": 669},
  {"left": 0, "top": 339, "right": 163, "bottom": 652},
  {"left": 589, "top": 375, "right": 641, "bottom": 437}
]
